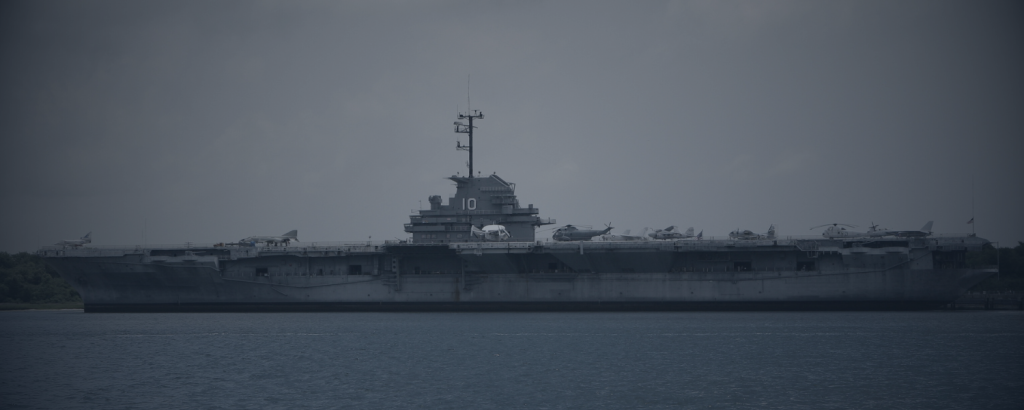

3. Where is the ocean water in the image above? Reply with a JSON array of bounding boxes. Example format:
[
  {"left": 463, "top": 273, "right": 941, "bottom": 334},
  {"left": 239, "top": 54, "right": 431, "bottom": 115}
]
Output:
[{"left": 1, "top": 311, "right": 1021, "bottom": 409}]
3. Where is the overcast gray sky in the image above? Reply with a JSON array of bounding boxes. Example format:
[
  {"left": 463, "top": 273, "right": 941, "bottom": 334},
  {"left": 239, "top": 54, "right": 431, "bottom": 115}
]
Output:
[{"left": 1, "top": 0, "right": 1021, "bottom": 251}]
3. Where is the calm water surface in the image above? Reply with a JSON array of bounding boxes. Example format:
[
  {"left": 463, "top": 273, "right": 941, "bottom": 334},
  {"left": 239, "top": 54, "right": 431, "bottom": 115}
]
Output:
[{"left": 1, "top": 311, "right": 1021, "bottom": 409}]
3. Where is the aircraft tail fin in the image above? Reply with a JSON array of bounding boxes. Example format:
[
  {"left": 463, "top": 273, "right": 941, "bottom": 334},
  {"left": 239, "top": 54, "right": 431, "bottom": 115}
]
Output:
[
  {"left": 82, "top": 231, "right": 92, "bottom": 242},
  {"left": 697, "top": 230, "right": 703, "bottom": 240},
  {"left": 767, "top": 224, "right": 776, "bottom": 239},
  {"left": 282, "top": 230, "right": 299, "bottom": 241},
  {"left": 685, "top": 227, "right": 694, "bottom": 237},
  {"left": 920, "top": 221, "right": 933, "bottom": 233}
]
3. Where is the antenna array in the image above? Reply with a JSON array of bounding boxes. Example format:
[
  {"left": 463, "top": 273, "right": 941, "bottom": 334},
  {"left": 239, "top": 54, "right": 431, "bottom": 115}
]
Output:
[{"left": 453, "top": 76, "right": 483, "bottom": 177}]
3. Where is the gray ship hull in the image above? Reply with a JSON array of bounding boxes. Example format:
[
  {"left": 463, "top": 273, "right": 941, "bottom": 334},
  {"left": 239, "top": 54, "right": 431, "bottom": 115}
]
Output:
[{"left": 43, "top": 238, "right": 995, "bottom": 312}]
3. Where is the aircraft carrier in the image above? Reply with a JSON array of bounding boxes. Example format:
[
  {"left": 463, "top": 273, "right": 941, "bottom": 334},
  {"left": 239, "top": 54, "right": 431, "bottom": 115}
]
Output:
[{"left": 39, "top": 109, "right": 997, "bottom": 312}]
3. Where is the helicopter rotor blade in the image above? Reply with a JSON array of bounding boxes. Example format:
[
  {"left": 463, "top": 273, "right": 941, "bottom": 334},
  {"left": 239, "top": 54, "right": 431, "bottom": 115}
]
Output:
[{"left": 810, "top": 223, "right": 858, "bottom": 230}]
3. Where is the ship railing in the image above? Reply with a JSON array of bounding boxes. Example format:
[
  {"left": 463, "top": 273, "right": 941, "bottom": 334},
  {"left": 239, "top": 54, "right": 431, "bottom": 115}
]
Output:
[
  {"left": 38, "top": 243, "right": 222, "bottom": 250},
  {"left": 964, "top": 290, "right": 1023, "bottom": 297},
  {"left": 38, "top": 240, "right": 399, "bottom": 252},
  {"left": 649, "top": 235, "right": 826, "bottom": 241},
  {"left": 677, "top": 234, "right": 979, "bottom": 242},
  {"left": 252, "top": 241, "right": 400, "bottom": 249},
  {"left": 465, "top": 210, "right": 504, "bottom": 215},
  {"left": 37, "top": 234, "right": 984, "bottom": 253},
  {"left": 37, "top": 248, "right": 144, "bottom": 257},
  {"left": 479, "top": 186, "right": 513, "bottom": 192},
  {"left": 451, "top": 242, "right": 533, "bottom": 250}
]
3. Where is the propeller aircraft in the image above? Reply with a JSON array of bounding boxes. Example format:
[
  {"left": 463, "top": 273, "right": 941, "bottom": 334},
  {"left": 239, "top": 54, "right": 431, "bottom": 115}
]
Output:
[
  {"left": 729, "top": 225, "right": 776, "bottom": 240},
  {"left": 471, "top": 224, "right": 512, "bottom": 241},
  {"left": 647, "top": 226, "right": 700, "bottom": 240},
  {"left": 598, "top": 228, "right": 648, "bottom": 241}
]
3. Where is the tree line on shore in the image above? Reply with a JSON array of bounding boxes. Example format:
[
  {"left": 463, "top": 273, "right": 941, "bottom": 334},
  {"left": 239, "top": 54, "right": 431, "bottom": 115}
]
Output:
[
  {"left": 2, "top": 243, "right": 1022, "bottom": 304},
  {"left": 0, "top": 252, "right": 81, "bottom": 304}
]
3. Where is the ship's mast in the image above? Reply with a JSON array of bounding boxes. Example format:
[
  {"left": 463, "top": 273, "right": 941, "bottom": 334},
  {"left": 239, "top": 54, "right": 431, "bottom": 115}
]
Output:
[{"left": 454, "top": 109, "right": 483, "bottom": 178}]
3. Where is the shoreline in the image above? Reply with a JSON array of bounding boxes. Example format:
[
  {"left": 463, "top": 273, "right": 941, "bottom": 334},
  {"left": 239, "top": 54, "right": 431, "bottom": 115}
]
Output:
[{"left": 0, "top": 303, "right": 84, "bottom": 311}]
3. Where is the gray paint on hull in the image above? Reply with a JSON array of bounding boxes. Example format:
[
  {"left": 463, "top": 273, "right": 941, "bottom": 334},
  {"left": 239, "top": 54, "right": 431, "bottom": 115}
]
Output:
[
  {"left": 42, "top": 235, "right": 995, "bottom": 311},
  {"left": 52, "top": 260, "right": 991, "bottom": 309},
  {"left": 84, "top": 300, "right": 953, "bottom": 313}
]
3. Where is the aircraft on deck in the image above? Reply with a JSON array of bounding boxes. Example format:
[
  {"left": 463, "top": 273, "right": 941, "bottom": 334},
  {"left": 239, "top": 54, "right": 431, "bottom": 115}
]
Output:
[
  {"left": 810, "top": 223, "right": 865, "bottom": 239},
  {"left": 729, "top": 225, "right": 776, "bottom": 240},
  {"left": 552, "top": 224, "right": 613, "bottom": 241},
  {"left": 598, "top": 228, "right": 648, "bottom": 241},
  {"left": 471, "top": 225, "right": 512, "bottom": 241},
  {"left": 239, "top": 230, "right": 299, "bottom": 246},
  {"left": 56, "top": 232, "right": 91, "bottom": 247},
  {"left": 866, "top": 221, "right": 933, "bottom": 238},
  {"left": 647, "top": 226, "right": 700, "bottom": 240}
]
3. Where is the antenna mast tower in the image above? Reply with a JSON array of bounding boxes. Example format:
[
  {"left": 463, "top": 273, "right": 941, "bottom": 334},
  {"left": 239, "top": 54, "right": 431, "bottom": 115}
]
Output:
[{"left": 454, "top": 109, "right": 483, "bottom": 178}]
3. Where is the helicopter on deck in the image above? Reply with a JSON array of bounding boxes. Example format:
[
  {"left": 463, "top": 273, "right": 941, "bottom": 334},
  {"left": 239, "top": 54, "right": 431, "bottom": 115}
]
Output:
[
  {"left": 810, "top": 223, "right": 865, "bottom": 238},
  {"left": 552, "top": 224, "right": 613, "bottom": 241}
]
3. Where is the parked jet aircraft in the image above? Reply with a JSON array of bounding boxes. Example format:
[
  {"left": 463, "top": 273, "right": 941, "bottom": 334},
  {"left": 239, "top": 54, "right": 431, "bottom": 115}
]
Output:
[
  {"left": 552, "top": 224, "right": 613, "bottom": 241},
  {"left": 598, "top": 228, "right": 648, "bottom": 241},
  {"left": 471, "top": 225, "right": 511, "bottom": 241},
  {"left": 239, "top": 230, "right": 299, "bottom": 246},
  {"left": 647, "top": 226, "right": 699, "bottom": 240},
  {"left": 867, "top": 221, "right": 933, "bottom": 238},
  {"left": 56, "top": 232, "right": 91, "bottom": 247},
  {"left": 729, "top": 225, "right": 776, "bottom": 240}
]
